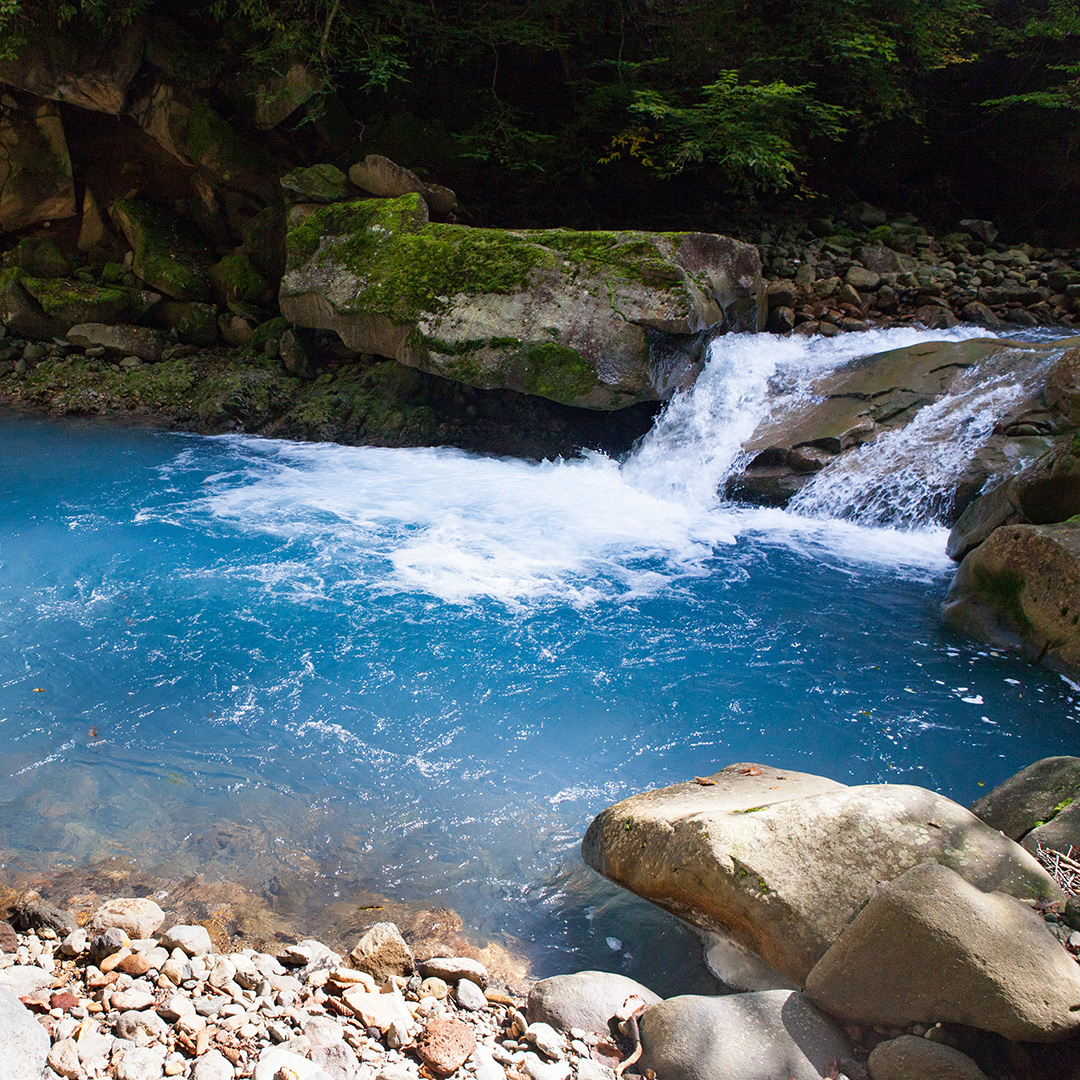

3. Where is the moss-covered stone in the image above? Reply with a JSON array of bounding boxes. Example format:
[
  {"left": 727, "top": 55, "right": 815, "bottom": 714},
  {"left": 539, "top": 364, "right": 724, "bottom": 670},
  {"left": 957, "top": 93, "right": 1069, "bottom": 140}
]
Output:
[
  {"left": 280, "top": 194, "right": 762, "bottom": 409},
  {"left": 6, "top": 237, "right": 70, "bottom": 278},
  {"left": 208, "top": 254, "right": 270, "bottom": 306},
  {"left": 0, "top": 268, "right": 161, "bottom": 339},
  {"left": 280, "top": 164, "right": 351, "bottom": 204},
  {"left": 110, "top": 197, "right": 213, "bottom": 302}
]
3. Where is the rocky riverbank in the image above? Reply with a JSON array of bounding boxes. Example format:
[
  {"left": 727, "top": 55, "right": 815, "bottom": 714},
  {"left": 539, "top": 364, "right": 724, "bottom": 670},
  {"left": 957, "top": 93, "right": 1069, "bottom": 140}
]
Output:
[{"left": 6, "top": 756, "right": 1080, "bottom": 1080}]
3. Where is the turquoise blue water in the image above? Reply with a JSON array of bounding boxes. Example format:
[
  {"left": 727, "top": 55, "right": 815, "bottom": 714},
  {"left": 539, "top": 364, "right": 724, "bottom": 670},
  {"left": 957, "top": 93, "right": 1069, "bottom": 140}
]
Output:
[{"left": 0, "top": 328, "right": 1077, "bottom": 993}]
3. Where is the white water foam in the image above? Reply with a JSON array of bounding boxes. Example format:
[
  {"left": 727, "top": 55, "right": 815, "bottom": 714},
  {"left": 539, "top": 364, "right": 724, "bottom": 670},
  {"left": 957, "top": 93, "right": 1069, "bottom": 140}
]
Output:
[{"left": 185, "top": 327, "right": 993, "bottom": 605}]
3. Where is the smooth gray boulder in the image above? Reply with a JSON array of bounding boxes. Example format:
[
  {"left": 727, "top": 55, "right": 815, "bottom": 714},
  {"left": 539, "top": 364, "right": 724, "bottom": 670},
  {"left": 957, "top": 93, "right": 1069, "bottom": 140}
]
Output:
[
  {"left": 638, "top": 990, "right": 850, "bottom": 1080},
  {"left": 526, "top": 971, "right": 661, "bottom": 1036},
  {"left": 867, "top": 1035, "right": 988, "bottom": 1080},
  {"left": 582, "top": 763, "right": 1059, "bottom": 984},
  {"left": 280, "top": 194, "right": 763, "bottom": 410},
  {"left": 805, "top": 862, "right": 1080, "bottom": 1042},
  {"left": 972, "top": 757, "right": 1080, "bottom": 840},
  {"left": 0, "top": 986, "right": 50, "bottom": 1080}
]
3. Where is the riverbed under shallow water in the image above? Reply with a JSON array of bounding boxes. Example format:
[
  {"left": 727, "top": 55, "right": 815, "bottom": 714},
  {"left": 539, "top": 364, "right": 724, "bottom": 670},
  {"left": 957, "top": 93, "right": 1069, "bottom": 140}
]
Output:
[{"left": 1, "top": 327, "right": 1078, "bottom": 996}]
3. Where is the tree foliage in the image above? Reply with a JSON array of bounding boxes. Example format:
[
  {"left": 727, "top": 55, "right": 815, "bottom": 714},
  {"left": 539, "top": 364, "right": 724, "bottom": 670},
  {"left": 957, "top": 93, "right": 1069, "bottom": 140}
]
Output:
[{"left": 0, "top": 0, "right": 1077, "bottom": 197}]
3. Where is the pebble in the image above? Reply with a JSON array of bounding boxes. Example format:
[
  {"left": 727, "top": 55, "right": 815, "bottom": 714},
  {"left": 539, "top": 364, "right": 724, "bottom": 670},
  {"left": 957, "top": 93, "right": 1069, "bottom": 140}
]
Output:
[{"left": 455, "top": 979, "right": 487, "bottom": 1012}]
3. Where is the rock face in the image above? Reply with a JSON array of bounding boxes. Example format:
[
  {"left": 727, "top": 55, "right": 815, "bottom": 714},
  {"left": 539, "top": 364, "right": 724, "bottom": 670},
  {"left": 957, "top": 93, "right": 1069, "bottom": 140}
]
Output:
[
  {"left": 581, "top": 762, "right": 1060, "bottom": 984},
  {"left": 0, "top": 986, "right": 50, "bottom": 1080},
  {"left": 726, "top": 336, "right": 1070, "bottom": 515},
  {"left": 0, "top": 100, "right": 77, "bottom": 233},
  {"left": 804, "top": 862, "right": 1080, "bottom": 1042},
  {"left": 947, "top": 439, "right": 1080, "bottom": 561},
  {"left": 526, "top": 971, "right": 661, "bottom": 1036},
  {"left": 638, "top": 990, "right": 850, "bottom": 1080},
  {"left": 942, "top": 522, "right": 1080, "bottom": 671},
  {"left": 279, "top": 194, "right": 763, "bottom": 410}
]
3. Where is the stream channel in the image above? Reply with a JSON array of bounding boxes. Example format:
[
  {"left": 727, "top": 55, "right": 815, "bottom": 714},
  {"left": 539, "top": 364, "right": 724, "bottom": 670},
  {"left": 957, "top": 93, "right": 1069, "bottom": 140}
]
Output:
[{"left": 1, "top": 326, "right": 1078, "bottom": 995}]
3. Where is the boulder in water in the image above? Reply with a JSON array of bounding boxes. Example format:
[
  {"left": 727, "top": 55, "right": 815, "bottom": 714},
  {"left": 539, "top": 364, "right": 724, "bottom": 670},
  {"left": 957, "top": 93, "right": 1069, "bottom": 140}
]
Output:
[
  {"left": 581, "top": 763, "right": 1060, "bottom": 984},
  {"left": 279, "top": 194, "right": 763, "bottom": 410},
  {"left": 943, "top": 522, "right": 1080, "bottom": 672}
]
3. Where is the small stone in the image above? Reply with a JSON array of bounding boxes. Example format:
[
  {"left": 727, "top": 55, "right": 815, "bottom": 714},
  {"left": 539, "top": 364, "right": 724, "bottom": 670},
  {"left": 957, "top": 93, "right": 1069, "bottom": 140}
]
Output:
[
  {"left": 160, "top": 925, "right": 214, "bottom": 957},
  {"left": 341, "top": 986, "right": 413, "bottom": 1033},
  {"left": 415, "top": 1016, "right": 477, "bottom": 1076},
  {"left": 521, "top": 1053, "right": 571, "bottom": 1080},
  {"left": 472, "top": 1048, "right": 508, "bottom": 1080},
  {"left": 348, "top": 923, "right": 415, "bottom": 983},
  {"left": 311, "top": 1041, "right": 361, "bottom": 1080},
  {"left": 90, "top": 898, "right": 165, "bottom": 940},
  {"left": 574, "top": 1062, "right": 614, "bottom": 1080},
  {"left": 48, "top": 1038, "right": 82, "bottom": 1079},
  {"left": 252, "top": 1047, "right": 328, "bottom": 1080},
  {"left": 192, "top": 1050, "right": 236, "bottom": 1080},
  {"left": 420, "top": 977, "right": 449, "bottom": 1000},
  {"left": 386, "top": 1016, "right": 411, "bottom": 1050},
  {"left": 59, "top": 928, "right": 88, "bottom": 957},
  {"left": 115, "top": 1007, "right": 169, "bottom": 1042},
  {"left": 50, "top": 990, "right": 79, "bottom": 1012},
  {"left": 113, "top": 1044, "right": 167, "bottom": 1080},
  {"left": 455, "top": 979, "right": 487, "bottom": 1012},
  {"left": 112, "top": 988, "right": 157, "bottom": 1011},
  {"left": 158, "top": 992, "right": 197, "bottom": 1022},
  {"left": 524, "top": 1024, "right": 564, "bottom": 1061},
  {"left": 119, "top": 953, "right": 155, "bottom": 977},
  {"left": 419, "top": 958, "right": 488, "bottom": 989},
  {"left": 305, "top": 1016, "right": 345, "bottom": 1048}
]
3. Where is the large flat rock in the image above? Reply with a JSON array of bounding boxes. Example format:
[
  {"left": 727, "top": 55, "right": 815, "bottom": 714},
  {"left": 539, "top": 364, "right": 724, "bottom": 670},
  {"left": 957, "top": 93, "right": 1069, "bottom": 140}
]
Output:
[
  {"left": 582, "top": 763, "right": 1060, "bottom": 984},
  {"left": 279, "top": 194, "right": 763, "bottom": 410}
]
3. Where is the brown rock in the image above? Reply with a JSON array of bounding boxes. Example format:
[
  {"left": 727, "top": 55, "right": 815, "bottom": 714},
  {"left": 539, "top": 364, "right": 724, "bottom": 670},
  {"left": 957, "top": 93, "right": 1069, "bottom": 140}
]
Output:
[
  {"left": 117, "top": 953, "right": 154, "bottom": 977},
  {"left": 49, "top": 990, "right": 79, "bottom": 1012},
  {"left": 868, "top": 1035, "right": 988, "bottom": 1080},
  {"left": 0, "top": 922, "right": 17, "bottom": 953},
  {"left": 414, "top": 1016, "right": 477, "bottom": 1076},
  {"left": 0, "top": 101, "right": 76, "bottom": 232},
  {"left": 347, "top": 922, "right": 415, "bottom": 982}
]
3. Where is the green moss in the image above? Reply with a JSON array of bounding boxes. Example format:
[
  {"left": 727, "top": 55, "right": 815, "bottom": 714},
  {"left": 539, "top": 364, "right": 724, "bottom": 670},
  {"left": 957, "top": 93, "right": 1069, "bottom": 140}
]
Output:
[
  {"left": 972, "top": 566, "right": 1032, "bottom": 634},
  {"left": 27, "top": 279, "right": 129, "bottom": 316},
  {"left": 112, "top": 198, "right": 212, "bottom": 302},
  {"left": 251, "top": 316, "right": 288, "bottom": 352},
  {"left": 209, "top": 254, "right": 269, "bottom": 305},
  {"left": 516, "top": 341, "right": 596, "bottom": 404},
  {"left": 184, "top": 101, "right": 257, "bottom": 179},
  {"left": 101, "top": 262, "right": 126, "bottom": 285}
]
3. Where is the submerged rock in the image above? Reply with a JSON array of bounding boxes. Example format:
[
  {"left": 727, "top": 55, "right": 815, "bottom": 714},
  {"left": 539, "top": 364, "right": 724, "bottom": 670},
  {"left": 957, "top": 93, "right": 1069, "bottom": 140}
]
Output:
[
  {"left": 581, "top": 762, "right": 1060, "bottom": 984},
  {"left": 942, "top": 522, "right": 1080, "bottom": 672},
  {"left": 805, "top": 862, "right": 1080, "bottom": 1042},
  {"left": 638, "top": 990, "right": 850, "bottom": 1080},
  {"left": 279, "top": 194, "right": 762, "bottom": 410}
]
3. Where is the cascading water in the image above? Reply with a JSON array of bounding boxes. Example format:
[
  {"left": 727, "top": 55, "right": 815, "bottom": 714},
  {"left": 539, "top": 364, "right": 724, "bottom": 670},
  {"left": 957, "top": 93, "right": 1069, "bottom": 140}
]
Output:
[{"left": 0, "top": 327, "right": 1078, "bottom": 992}]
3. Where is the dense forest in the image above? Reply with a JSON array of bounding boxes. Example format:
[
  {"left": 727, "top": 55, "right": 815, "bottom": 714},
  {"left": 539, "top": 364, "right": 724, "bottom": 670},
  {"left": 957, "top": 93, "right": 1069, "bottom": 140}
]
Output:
[{"left": 2, "top": 0, "right": 1080, "bottom": 236}]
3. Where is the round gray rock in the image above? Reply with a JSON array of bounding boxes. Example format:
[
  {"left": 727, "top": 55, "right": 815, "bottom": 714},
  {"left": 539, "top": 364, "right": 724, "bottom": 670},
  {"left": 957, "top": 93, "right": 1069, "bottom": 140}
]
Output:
[
  {"left": 868, "top": 1035, "right": 989, "bottom": 1080},
  {"left": 971, "top": 756, "right": 1080, "bottom": 841},
  {"left": 0, "top": 987, "right": 49, "bottom": 1080},
  {"left": 638, "top": 990, "right": 851, "bottom": 1080},
  {"left": 526, "top": 971, "right": 661, "bottom": 1036}
]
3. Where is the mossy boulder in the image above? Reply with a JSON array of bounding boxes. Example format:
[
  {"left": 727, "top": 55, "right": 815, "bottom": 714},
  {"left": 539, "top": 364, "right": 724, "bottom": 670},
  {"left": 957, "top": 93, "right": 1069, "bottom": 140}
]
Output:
[
  {"left": 149, "top": 301, "right": 219, "bottom": 347},
  {"left": 0, "top": 268, "right": 160, "bottom": 340},
  {"left": 5, "top": 237, "right": 69, "bottom": 279},
  {"left": 942, "top": 521, "right": 1080, "bottom": 672},
  {"left": 110, "top": 197, "right": 213, "bottom": 302},
  {"left": 280, "top": 164, "right": 351, "bottom": 204},
  {"left": 208, "top": 254, "right": 270, "bottom": 306},
  {"left": 279, "top": 194, "right": 762, "bottom": 409}
]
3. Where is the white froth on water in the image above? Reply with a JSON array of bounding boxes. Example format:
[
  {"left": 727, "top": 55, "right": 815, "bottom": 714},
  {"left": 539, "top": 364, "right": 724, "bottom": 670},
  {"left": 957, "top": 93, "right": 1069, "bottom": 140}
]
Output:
[{"left": 193, "top": 327, "right": 992, "bottom": 604}]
